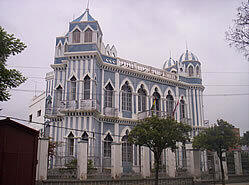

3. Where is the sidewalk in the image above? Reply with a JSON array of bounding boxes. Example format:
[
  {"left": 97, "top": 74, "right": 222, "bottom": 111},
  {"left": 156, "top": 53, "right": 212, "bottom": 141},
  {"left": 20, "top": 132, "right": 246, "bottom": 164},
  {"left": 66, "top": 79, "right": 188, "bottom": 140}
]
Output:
[{"left": 216, "top": 183, "right": 249, "bottom": 185}]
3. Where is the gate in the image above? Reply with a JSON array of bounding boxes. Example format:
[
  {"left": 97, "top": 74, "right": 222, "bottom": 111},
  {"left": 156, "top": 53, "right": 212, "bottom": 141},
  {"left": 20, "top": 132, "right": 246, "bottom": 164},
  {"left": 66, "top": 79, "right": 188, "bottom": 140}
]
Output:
[
  {"left": 241, "top": 151, "right": 249, "bottom": 175},
  {"left": 227, "top": 151, "right": 235, "bottom": 174}
]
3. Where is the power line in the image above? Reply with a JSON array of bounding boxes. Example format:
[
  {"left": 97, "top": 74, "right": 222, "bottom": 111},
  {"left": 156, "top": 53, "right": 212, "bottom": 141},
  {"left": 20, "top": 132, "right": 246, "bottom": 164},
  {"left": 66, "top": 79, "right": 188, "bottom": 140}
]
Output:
[
  {"left": 9, "top": 89, "right": 249, "bottom": 97},
  {"left": 7, "top": 65, "right": 249, "bottom": 74}
]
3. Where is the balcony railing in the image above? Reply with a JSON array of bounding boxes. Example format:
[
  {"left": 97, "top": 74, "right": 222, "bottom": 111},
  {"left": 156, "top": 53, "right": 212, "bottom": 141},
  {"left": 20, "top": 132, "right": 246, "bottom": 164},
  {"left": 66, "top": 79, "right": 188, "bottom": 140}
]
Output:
[
  {"left": 103, "top": 107, "right": 118, "bottom": 117},
  {"left": 80, "top": 99, "right": 99, "bottom": 111},
  {"left": 137, "top": 110, "right": 173, "bottom": 120}
]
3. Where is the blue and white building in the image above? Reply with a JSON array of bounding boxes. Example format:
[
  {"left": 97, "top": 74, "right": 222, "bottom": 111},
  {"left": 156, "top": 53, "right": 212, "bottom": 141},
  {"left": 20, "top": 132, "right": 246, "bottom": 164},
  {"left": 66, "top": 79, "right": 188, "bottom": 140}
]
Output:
[{"left": 44, "top": 8, "right": 206, "bottom": 175}]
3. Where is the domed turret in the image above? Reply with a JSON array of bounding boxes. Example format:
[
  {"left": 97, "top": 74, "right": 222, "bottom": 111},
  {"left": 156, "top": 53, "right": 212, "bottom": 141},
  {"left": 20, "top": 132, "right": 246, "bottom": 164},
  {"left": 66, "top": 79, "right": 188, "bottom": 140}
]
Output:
[
  {"left": 179, "top": 50, "right": 199, "bottom": 62},
  {"left": 163, "top": 57, "right": 176, "bottom": 69}
]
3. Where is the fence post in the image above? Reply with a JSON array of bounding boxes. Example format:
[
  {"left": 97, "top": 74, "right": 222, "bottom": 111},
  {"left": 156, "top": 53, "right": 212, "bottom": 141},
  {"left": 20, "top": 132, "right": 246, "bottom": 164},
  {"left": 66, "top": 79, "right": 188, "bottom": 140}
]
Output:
[
  {"left": 222, "top": 152, "right": 228, "bottom": 180},
  {"left": 36, "top": 137, "right": 49, "bottom": 180},
  {"left": 141, "top": 146, "right": 150, "bottom": 178},
  {"left": 111, "top": 142, "right": 122, "bottom": 179},
  {"left": 185, "top": 143, "right": 195, "bottom": 176},
  {"left": 234, "top": 151, "right": 243, "bottom": 175},
  {"left": 77, "top": 140, "right": 88, "bottom": 180},
  {"left": 166, "top": 148, "right": 176, "bottom": 177}
]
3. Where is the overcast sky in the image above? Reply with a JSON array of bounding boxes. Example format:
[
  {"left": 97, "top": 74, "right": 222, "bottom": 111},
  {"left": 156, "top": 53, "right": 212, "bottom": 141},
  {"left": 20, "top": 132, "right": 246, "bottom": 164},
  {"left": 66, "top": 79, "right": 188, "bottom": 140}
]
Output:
[{"left": 0, "top": 0, "right": 248, "bottom": 135}]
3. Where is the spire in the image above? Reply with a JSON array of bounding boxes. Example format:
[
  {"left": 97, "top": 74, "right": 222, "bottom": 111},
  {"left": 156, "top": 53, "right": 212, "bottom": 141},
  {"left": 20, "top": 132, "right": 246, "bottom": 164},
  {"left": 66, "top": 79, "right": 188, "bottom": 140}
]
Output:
[
  {"left": 169, "top": 50, "right": 172, "bottom": 59},
  {"left": 185, "top": 41, "right": 188, "bottom": 51},
  {"left": 86, "top": 0, "right": 90, "bottom": 11},
  {"left": 72, "top": 6, "right": 95, "bottom": 22}
]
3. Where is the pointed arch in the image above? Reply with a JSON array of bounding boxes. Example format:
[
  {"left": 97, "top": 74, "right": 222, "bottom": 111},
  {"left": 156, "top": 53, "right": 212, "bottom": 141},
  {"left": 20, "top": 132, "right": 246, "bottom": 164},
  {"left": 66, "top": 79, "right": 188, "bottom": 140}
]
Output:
[
  {"left": 150, "top": 85, "right": 162, "bottom": 97},
  {"left": 64, "top": 42, "right": 68, "bottom": 52},
  {"left": 121, "top": 129, "right": 133, "bottom": 164},
  {"left": 104, "top": 82, "right": 114, "bottom": 108},
  {"left": 83, "top": 75, "right": 91, "bottom": 100},
  {"left": 81, "top": 131, "right": 89, "bottom": 141},
  {"left": 67, "top": 132, "right": 75, "bottom": 156},
  {"left": 180, "top": 96, "right": 186, "bottom": 120},
  {"left": 196, "top": 65, "right": 200, "bottom": 77},
  {"left": 121, "top": 81, "right": 132, "bottom": 111},
  {"left": 103, "top": 133, "right": 113, "bottom": 158},
  {"left": 187, "top": 64, "right": 194, "bottom": 77},
  {"left": 69, "top": 76, "right": 77, "bottom": 101},
  {"left": 72, "top": 28, "right": 81, "bottom": 43},
  {"left": 84, "top": 28, "right": 92, "bottom": 43},
  {"left": 137, "top": 84, "right": 147, "bottom": 112},
  {"left": 120, "top": 78, "right": 134, "bottom": 92},
  {"left": 166, "top": 90, "right": 174, "bottom": 116}
]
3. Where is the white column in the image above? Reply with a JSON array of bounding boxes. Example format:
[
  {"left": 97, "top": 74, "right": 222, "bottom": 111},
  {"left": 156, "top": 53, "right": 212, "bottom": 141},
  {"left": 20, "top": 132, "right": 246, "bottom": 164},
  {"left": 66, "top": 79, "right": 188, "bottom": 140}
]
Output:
[
  {"left": 196, "top": 89, "right": 201, "bottom": 126},
  {"left": 77, "top": 140, "right": 88, "bottom": 180},
  {"left": 166, "top": 148, "right": 176, "bottom": 177},
  {"left": 115, "top": 72, "right": 119, "bottom": 116},
  {"left": 234, "top": 151, "right": 243, "bottom": 175},
  {"left": 36, "top": 138, "right": 49, "bottom": 180},
  {"left": 101, "top": 69, "right": 104, "bottom": 114},
  {"left": 185, "top": 143, "right": 195, "bottom": 176},
  {"left": 192, "top": 89, "right": 197, "bottom": 127},
  {"left": 175, "top": 86, "right": 180, "bottom": 122},
  {"left": 222, "top": 153, "right": 228, "bottom": 180},
  {"left": 111, "top": 142, "right": 122, "bottom": 179},
  {"left": 141, "top": 146, "right": 150, "bottom": 178}
]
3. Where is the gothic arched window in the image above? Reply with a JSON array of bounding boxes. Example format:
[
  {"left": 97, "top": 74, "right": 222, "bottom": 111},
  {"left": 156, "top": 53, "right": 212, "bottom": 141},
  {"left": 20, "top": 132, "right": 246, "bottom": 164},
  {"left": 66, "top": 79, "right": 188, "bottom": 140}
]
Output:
[
  {"left": 57, "top": 44, "right": 62, "bottom": 56},
  {"left": 180, "top": 98, "right": 186, "bottom": 119},
  {"left": 83, "top": 75, "right": 90, "bottom": 100},
  {"left": 138, "top": 85, "right": 147, "bottom": 112},
  {"left": 188, "top": 66, "right": 194, "bottom": 77},
  {"left": 122, "top": 130, "right": 133, "bottom": 164},
  {"left": 70, "top": 76, "right": 76, "bottom": 101},
  {"left": 64, "top": 43, "right": 68, "bottom": 52},
  {"left": 121, "top": 81, "right": 132, "bottom": 111},
  {"left": 166, "top": 91, "right": 174, "bottom": 116},
  {"left": 68, "top": 132, "right": 74, "bottom": 156},
  {"left": 55, "top": 86, "right": 63, "bottom": 106},
  {"left": 72, "top": 29, "right": 81, "bottom": 43},
  {"left": 104, "top": 133, "right": 113, "bottom": 158},
  {"left": 152, "top": 88, "right": 161, "bottom": 111},
  {"left": 84, "top": 28, "right": 92, "bottom": 43},
  {"left": 81, "top": 131, "right": 89, "bottom": 141},
  {"left": 196, "top": 66, "right": 200, "bottom": 76},
  {"left": 104, "top": 83, "right": 114, "bottom": 108}
]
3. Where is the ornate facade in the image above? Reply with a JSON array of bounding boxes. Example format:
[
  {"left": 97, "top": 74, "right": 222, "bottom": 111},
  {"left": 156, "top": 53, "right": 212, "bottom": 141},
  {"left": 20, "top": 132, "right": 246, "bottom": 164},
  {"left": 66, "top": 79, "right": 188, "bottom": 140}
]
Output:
[{"left": 44, "top": 8, "right": 206, "bottom": 175}]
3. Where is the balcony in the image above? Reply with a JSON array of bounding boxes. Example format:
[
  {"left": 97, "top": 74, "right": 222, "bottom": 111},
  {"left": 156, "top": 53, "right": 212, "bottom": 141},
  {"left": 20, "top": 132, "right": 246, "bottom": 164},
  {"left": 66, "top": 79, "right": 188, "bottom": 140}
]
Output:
[
  {"left": 80, "top": 99, "right": 99, "bottom": 111},
  {"left": 103, "top": 107, "right": 118, "bottom": 117}
]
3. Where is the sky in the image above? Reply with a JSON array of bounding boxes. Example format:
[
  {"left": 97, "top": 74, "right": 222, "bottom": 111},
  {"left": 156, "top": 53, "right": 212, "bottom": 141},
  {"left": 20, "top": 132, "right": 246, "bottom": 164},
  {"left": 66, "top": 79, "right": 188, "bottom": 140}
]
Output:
[{"left": 0, "top": 0, "right": 248, "bottom": 135}]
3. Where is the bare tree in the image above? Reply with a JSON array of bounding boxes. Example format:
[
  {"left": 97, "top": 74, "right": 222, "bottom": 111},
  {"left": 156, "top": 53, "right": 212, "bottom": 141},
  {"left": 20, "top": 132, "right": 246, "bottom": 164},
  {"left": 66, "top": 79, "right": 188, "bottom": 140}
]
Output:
[{"left": 225, "top": 1, "right": 249, "bottom": 60}]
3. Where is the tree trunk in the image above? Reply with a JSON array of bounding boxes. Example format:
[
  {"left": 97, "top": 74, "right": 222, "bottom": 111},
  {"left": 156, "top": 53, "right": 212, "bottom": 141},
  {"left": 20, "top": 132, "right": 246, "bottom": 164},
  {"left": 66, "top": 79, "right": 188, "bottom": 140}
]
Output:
[
  {"left": 218, "top": 152, "right": 226, "bottom": 185},
  {"left": 155, "top": 156, "right": 159, "bottom": 185}
]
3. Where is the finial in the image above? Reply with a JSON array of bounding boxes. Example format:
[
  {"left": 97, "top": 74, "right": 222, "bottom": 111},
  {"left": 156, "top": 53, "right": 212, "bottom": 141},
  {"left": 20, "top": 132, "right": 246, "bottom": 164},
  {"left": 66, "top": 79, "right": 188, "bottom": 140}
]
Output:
[
  {"left": 86, "top": 0, "right": 90, "bottom": 11},
  {"left": 185, "top": 41, "right": 188, "bottom": 51},
  {"left": 169, "top": 50, "right": 172, "bottom": 59}
]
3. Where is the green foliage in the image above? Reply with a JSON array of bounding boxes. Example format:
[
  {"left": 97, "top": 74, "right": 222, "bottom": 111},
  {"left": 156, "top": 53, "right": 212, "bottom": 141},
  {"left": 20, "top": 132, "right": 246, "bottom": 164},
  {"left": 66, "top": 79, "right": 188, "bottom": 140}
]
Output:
[
  {"left": 128, "top": 116, "right": 191, "bottom": 185},
  {"left": 65, "top": 158, "right": 77, "bottom": 169},
  {"left": 87, "top": 159, "right": 97, "bottom": 174},
  {"left": 193, "top": 119, "right": 239, "bottom": 185},
  {"left": 128, "top": 116, "right": 191, "bottom": 153},
  {"left": 48, "top": 140, "right": 62, "bottom": 158},
  {"left": 193, "top": 119, "right": 239, "bottom": 153},
  {"left": 0, "top": 26, "right": 27, "bottom": 101},
  {"left": 241, "top": 131, "right": 249, "bottom": 147}
]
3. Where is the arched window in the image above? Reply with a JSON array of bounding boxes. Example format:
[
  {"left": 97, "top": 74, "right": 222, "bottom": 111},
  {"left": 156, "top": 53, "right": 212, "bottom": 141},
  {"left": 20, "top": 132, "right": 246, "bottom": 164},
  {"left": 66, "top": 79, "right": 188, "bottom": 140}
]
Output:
[
  {"left": 84, "top": 75, "right": 90, "bottom": 100},
  {"left": 84, "top": 28, "right": 92, "bottom": 43},
  {"left": 70, "top": 77, "right": 76, "bottom": 101},
  {"left": 57, "top": 44, "right": 62, "bottom": 56},
  {"left": 122, "top": 130, "right": 133, "bottom": 164},
  {"left": 188, "top": 66, "right": 194, "bottom": 77},
  {"left": 180, "top": 98, "right": 186, "bottom": 119},
  {"left": 64, "top": 43, "right": 68, "bottom": 52},
  {"left": 104, "top": 133, "right": 113, "bottom": 157},
  {"left": 104, "top": 83, "right": 114, "bottom": 108},
  {"left": 81, "top": 131, "right": 89, "bottom": 141},
  {"left": 55, "top": 86, "right": 63, "bottom": 106},
  {"left": 138, "top": 85, "right": 147, "bottom": 112},
  {"left": 166, "top": 91, "right": 174, "bottom": 116},
  {"left": 121, "top": 81, "right": 132, "bottom": 111},
  {"left": 152, "top": 88, "right": 161, "bottom": 111},
  {"left": 72, "top": 29, "right": 81, "bottom": 43},
  {"left": 196, "top": 66, "right": 200, "bottom": 76},
  {"left": 68, "top": 132, "right": 74, "bottom": 156}
]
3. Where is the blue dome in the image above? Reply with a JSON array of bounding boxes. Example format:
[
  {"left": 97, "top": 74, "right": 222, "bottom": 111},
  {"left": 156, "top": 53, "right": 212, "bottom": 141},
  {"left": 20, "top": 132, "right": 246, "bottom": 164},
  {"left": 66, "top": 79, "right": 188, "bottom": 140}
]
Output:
[
  {"left": 163, "top": 57, "right": 176, "bottom": 69},
  {"left": 179, "top": 50, "right": 199, "bottom": 62}
]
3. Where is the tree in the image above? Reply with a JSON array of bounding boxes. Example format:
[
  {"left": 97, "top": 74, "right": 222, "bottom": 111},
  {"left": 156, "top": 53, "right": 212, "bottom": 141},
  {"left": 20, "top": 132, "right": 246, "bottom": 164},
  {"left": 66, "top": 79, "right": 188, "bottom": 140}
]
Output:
[
  {"left": 241, "top": 131, "right": 249, "bottom": 147},
  {"left": 0, "top": 26, "right": 27, "bottom": 101},
  {"left": 193, "top": 119, "right": 239, "bottom": 185},
  {"left": 225, "top": 1, "right": 249, "bottom": 60},
  {"left": 128, "top": 116, "right": 191, "bottom": 185}
]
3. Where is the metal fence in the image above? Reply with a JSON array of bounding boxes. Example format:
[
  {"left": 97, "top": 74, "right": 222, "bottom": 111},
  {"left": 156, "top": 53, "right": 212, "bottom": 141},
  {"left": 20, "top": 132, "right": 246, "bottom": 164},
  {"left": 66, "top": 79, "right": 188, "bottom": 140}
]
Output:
[{"left": 37, "top": 177, "right": 194, "bottom": 185}]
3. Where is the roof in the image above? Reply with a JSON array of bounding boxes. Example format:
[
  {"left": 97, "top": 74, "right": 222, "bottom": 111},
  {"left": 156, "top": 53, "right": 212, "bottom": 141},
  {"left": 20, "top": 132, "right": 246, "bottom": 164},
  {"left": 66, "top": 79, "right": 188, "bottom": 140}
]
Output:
[
  {"left": 72, "top": 9, "right": 95, "bottom": 22},
  {"left": 0, "top": 118, "right": 39, "bottom": 136},
  {"left": 163, "top": 57, "right": 176, "bottom": 69},
  {"left": 179, "top": 50, "right": 199, "bottom": 62}
]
